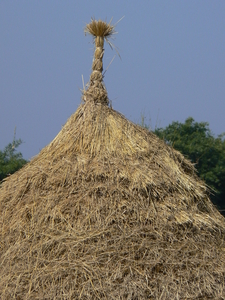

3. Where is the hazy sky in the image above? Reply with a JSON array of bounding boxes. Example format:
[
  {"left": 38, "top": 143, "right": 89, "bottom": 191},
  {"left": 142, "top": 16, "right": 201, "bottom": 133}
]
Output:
[{"left": 1, "top": 1, "right": 225, "bottom": 160}]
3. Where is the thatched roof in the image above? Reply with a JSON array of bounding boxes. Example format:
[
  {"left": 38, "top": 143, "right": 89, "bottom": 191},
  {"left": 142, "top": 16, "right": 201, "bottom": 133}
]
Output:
[{"left": 1, "top": 19, "right": 225, "bottom": 299}]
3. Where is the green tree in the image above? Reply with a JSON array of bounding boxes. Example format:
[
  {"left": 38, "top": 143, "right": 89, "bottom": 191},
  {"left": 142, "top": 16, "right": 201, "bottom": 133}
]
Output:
[
  {"left": 0, "top": 135, "right": 28, "bottom": 182},
  {"left": 154, "top": 117, "right": 225, "bottom": 212}
]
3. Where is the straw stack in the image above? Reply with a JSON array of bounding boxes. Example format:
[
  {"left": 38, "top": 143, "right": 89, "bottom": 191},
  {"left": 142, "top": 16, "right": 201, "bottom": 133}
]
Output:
[{"left": 0, "top": 19, "right": 225, "bottom": 300}]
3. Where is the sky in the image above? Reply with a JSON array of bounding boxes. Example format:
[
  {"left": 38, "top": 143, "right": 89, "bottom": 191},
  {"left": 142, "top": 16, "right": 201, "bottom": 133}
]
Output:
[{"left": 1, "top": 1, "right": 225, "bottom": 160}]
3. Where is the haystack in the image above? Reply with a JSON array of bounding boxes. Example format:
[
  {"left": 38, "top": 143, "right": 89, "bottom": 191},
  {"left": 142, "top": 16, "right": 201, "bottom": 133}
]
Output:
[{"left": 1, "top": 19, "right": 225, "bottom": 300}]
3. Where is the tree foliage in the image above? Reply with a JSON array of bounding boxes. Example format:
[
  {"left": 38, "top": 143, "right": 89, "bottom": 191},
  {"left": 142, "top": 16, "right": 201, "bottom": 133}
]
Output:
[
  {"left": 0, "top": 137, "right": 27, "bottom": 182},
  {"left": 154, "top": 117, "right": 225, "bottom": 211}
]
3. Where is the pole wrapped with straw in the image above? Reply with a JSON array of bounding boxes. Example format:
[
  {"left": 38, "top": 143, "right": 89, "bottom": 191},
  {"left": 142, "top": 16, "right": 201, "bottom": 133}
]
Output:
[{"left": 83, "top": 19, "right": 116, "bottom": 105}]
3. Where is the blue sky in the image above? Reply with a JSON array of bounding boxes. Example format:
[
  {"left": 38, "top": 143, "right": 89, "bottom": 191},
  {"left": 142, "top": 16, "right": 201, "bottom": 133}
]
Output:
[{"left": 1, "top": 1, "right": 225, "bottom": 160}]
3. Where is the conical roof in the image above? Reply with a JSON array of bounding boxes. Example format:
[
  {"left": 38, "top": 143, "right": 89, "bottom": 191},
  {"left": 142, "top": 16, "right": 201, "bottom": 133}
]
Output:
[{"left": 1, "top": 19, "right": 225, "bottom": 300}]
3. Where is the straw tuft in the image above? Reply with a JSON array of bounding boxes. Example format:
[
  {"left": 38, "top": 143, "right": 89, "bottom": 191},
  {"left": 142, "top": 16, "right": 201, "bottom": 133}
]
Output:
[{"left": 84, "top": 18, "right": 116, "bottom": 39}]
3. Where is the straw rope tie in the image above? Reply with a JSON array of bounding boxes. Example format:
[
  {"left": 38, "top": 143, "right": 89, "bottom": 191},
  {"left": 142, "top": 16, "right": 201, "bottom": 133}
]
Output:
[{"left": 83, "top": 19, "right": 116, "bottom": 106}]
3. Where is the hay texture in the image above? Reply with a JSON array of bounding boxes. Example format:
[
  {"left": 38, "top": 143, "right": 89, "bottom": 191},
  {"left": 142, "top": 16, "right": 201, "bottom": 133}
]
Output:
[
  {"left": 83, "top": 19, "right": 116, "bottom": 106},
  {"left": 1, "top": 19, "right": 225, "bottom": 300}
]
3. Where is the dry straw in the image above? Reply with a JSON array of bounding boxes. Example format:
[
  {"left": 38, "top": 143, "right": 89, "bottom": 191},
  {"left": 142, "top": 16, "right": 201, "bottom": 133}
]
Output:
[
  {"left": 1, "top": 19, "right": 225, "bottom": 299},
  {"left": 83, "top": 18, "right": 117, "bottom": 106}
]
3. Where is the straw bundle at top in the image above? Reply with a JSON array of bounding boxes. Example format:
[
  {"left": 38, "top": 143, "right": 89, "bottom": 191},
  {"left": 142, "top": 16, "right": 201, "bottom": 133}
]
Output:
[{"left": 0, "top": 19, "right": 225, "bottom": 300}]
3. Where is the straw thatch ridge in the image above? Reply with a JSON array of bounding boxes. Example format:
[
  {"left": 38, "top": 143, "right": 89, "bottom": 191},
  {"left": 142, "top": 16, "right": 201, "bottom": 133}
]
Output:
[{"left": 1, "top": 100, "right": 225, "bottom": 299}]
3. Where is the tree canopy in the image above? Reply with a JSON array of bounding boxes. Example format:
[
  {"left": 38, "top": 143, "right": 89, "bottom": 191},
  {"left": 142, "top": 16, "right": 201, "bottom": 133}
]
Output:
[
  {"left": 0, "top": 137, "right": 27, "bottom": 182},
  {"left": 154, "top": 117, "right": 225, "bottom": 212}
]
